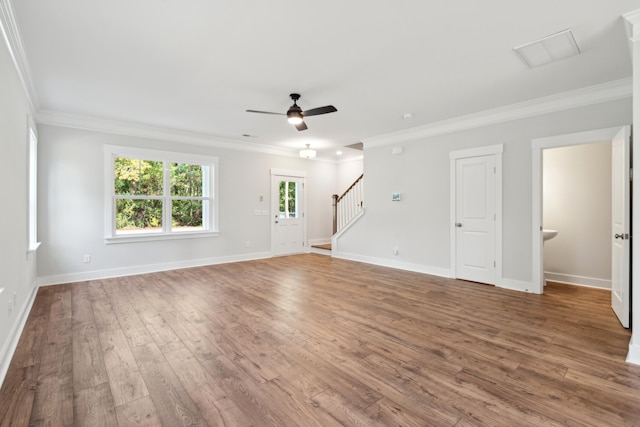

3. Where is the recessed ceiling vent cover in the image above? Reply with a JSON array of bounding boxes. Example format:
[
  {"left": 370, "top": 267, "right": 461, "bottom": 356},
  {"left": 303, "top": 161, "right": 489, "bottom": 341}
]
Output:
[{"left": 514, "top": 29, "right": 581, "bottom": 68}]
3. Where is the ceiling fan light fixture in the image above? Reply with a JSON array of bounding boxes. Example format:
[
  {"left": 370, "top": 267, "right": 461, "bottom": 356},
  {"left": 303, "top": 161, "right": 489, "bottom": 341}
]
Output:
[
  {"left": 287, "top": 111, "right": 303, "bottom": 125},
  {"left": 299, "top": 144, "right": 316, "bottom": 159}
]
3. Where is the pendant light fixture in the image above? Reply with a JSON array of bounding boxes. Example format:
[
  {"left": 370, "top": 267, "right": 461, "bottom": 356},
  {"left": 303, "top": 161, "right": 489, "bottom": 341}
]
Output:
[{"left": 299, "top": 144, "right": 316, "bottom": 159}]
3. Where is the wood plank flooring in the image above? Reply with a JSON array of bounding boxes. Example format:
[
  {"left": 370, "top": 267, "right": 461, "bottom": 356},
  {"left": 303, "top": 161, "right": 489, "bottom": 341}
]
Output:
[{"left": 1, "top": 254, "right": 639, "bottom": 426}]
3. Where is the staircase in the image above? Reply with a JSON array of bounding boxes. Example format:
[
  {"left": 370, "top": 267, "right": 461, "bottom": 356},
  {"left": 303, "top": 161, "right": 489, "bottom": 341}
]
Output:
[{"left": 332, "top": 173, "right": 364, "bottom": 234}]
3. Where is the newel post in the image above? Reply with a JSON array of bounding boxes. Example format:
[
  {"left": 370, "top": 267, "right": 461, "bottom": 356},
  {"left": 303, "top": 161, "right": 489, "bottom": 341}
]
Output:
[{"left": 332, "top": 194, "right": 338, "bottom": 234}]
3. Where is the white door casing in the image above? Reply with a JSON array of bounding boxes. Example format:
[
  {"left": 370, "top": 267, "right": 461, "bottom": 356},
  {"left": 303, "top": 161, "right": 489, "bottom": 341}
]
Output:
[
  {"left": 450, "top": 145, "right": 503, "bottom": 286},
  {"left": 611, "top": 126, "right": 631, "bottom": 328},
  {"left": 271, "top": 169, "right": 307, "bottom": 256}
]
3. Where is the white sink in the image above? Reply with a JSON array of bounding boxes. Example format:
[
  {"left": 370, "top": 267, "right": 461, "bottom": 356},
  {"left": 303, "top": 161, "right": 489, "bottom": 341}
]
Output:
[{"left": 543, "top": 229, "right": 558, "bottom": 242}]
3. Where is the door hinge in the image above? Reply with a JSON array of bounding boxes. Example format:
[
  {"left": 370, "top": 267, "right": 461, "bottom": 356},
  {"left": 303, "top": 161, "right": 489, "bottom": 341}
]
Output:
[
  {"left": 493, "top": 261, "right": 496, "bottom": 267},
  {"left": 630, "top": 168, "right": 633, "bottom": 181}
]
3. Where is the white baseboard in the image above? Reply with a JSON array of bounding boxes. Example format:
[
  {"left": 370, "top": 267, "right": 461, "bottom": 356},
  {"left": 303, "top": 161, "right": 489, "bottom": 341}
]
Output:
[
  {"left": 332, "top": 251, "right": 451, "bottom": 278},
  {"left": 544, "top": 271, "right": 611, "bottom": 290},
  {"left": 334, "top": 251, "right": 540, "bottom": 294},
  {"left": 37, "top": 252, "right": 273, "bottom": 286},
  {"left": 499, "top": 278, "right": 538, "bottom": 293},
  {"left": 627, "top": 342, "right": 640, "bottom": 365},
  {"left": 0, "top": 284, "right": 38, "bottom": 389}
]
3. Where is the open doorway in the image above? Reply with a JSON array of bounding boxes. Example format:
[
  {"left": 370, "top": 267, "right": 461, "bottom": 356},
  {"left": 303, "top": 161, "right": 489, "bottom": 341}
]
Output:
[
  {"left": 532, "top": 126, "right": 631, "bottom": 327},
  {"left": 543, "top": 141, "right": 612, "bottom": 289}
]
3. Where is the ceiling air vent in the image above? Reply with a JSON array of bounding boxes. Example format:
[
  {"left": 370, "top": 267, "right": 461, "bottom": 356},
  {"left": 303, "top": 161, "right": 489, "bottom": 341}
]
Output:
[{"left": 514, "top": 29, "right": 581, "bottom": 68}]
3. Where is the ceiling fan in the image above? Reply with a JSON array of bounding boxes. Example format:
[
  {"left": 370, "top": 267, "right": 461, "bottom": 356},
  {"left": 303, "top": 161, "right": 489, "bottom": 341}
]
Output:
[{"left": 246, "top": 93, "right": 337, "bottom": 131}]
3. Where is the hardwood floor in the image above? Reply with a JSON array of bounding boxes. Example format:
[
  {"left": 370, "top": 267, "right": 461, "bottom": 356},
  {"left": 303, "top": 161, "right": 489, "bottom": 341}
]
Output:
[{"left": 1, "top": 254, "right": 638, "bottom": 426}]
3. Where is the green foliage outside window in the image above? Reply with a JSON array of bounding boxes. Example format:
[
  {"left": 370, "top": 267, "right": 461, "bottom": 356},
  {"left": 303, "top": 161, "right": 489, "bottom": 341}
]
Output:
[
  {"left": 279, "top": 181, "right": 297, "bottom": 218},
  {"left": 114, "top": 158, "right": 206, "bottom": 233},
  {"left": 114, "top": 158, "right": 163, "bottom": 196}
]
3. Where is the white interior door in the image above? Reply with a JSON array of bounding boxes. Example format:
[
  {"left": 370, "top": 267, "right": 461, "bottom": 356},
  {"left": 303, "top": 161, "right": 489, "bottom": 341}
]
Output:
[
  {"left": 272, "top": 176, "right": 305, "bottom": 256},
  {"left": 611, "top": 126, "right": 630, "bottom": 328},
  {"left": 455, "top": 155, "right": 496, "bottom": 284}
]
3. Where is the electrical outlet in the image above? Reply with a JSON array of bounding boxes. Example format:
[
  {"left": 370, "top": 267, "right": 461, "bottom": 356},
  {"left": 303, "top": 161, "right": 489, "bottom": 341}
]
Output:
[
  {"left": 393, "top": 246, "right": 399, "bottom": 255},
  {"left": 83, "top": 254, "right": 91, "bottom": 263}
]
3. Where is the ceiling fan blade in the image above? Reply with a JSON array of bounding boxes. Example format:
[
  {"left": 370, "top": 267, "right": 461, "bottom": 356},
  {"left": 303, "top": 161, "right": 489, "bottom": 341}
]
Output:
[
  {"left": 295, "top": 121, "right": 308, "bottom": 131},
  {"left": 302, "top": 105, "right": 337, "bottom": 117},
  {"left": 246, "top": 109, "right": 285, "bottom": 115}
]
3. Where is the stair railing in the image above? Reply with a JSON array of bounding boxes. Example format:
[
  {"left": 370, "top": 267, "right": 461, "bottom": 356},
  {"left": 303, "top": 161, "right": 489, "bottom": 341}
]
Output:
[{"left": 332, "top": 173, "right": 364, "bottom": 234}]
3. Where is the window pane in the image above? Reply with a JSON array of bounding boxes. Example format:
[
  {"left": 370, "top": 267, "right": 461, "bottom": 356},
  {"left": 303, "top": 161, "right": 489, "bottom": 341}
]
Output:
[
  {"left": 114, "top": 158, "right": 163, "bottom": 196},
  {"left": 279, "top": 181, "right": 298, "bottom": 218},
  {"left": 172, "top": 200, "right": 204, "bottom": 231},
  {"left": 116, "top": 199, "right": 163, "bottom": 234},
  {"left": 171, "top": 163, "right": 204, "bottom": 197}
]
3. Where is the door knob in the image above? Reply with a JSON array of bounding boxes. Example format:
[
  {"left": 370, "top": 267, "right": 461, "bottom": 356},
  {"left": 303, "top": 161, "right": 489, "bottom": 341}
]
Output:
[
  {"left": 615, "top": 233, "right": 629, "bottom": 240},
  {"left": 275, "top": 220, "right": 279, "bottom": 224},
  {"left": 455, "top": 222, "right": 462, "bottom": 228}
]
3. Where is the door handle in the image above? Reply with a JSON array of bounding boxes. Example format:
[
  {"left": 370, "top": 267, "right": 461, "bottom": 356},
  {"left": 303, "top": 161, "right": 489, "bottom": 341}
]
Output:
[
  {"left": 615, "top": 233, "right": 629, "bottom": 240},
  {"left": 455, "top": 222, "right": 462, "bottom": 228},
  {"left": 275, "top": 220, "right": 279, "bottom": 224}
]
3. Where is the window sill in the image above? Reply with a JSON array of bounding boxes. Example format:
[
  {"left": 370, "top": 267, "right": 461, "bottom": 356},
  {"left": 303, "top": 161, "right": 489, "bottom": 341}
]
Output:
[
  {"left": 105, "top": 231, "right": 219, "bottom": 244},
  {"left": 27, "top": 242, "right": 41, "bottom": 253}
]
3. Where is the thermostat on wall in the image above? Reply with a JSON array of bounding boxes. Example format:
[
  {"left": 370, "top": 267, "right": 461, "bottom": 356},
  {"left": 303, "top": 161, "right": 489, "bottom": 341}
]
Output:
[{"left": 392, "top": 193, "right": 401, "bottom": 201}]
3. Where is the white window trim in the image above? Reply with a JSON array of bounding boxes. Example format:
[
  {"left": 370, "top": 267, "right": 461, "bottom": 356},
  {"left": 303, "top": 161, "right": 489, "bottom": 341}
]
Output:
[
  {"left": 104, "top": 145, "right": 219, "bottom": 244},
  {"left": 27, "top": 117, "right": 40, "bottom": 252}
]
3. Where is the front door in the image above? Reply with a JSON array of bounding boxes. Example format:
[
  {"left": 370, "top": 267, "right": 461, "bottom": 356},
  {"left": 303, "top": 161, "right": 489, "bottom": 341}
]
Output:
[
  {"left": 271, "top": 175, "right": 305, "bottom": 256},
  {"left": 454, "top": 155, "right": 496, "bottom": 284},
  {"left": 611, "top": 126, "right": 631, "bottom": 328}
]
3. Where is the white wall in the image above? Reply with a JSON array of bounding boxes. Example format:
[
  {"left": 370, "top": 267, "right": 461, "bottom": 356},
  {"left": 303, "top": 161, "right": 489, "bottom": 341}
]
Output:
[
  {"left": 543, "top": 141, "right": 612, "bottom": 288},
  {"left": 0, "top": 30, "right": 38, "bottom": 382},
  {"left": 336, "top": 157, "right": 364, "bottom": 193},
  {"left": 36, "top": 125, "right": 337, "bottom": 284},
  {"left": 336, "top": 99, "right": 631, "bottom": 290}
]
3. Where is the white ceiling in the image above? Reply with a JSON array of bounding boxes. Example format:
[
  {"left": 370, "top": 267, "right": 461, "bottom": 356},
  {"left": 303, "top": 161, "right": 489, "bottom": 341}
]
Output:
[{"left": 10, "top": 1, "right": 640, "bottom": 160}]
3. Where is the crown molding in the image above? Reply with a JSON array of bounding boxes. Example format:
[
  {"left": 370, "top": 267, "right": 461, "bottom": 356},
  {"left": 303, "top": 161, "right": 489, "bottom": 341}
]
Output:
[
  {"left": 363, "top": 78, "right": 632, "bottom": 148},
  {"left": 623, "top": 9, "right": 640, "bottom": 55},
  {"left": 0, "top": 0, "right": 38, "bottom": 113},
  {"left": 624, "top": 9, "right": 640, "bottom": 36},
  {"left": 36, "top": 110, "right": 355, "bottom": 163},
  {"left": 36, "top": 109, "right": 306, "bottom": 158}
]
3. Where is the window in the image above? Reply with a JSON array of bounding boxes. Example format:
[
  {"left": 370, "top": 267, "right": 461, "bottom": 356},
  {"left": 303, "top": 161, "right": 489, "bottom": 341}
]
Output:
[
  {"left": 105, "top": 146, "right": 218, "bottom": 243},
  {"left": 279, "top": 180, "right": 299, "bottom": 218},
  {"left": 28, "top": 123, "right": 40, "bottom": 251}
]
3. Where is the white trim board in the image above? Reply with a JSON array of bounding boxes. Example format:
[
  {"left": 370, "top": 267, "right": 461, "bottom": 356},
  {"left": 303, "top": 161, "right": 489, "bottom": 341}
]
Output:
[
  {"left": 0, "top": 0, "right": 38, "bottom": 113},
  {"left": 332, "top": 251, "right": 452, "bottom": 279},
  {"left": 333, "top": 250, "right": 534, "bottom": 293},
  {"left": 37, "top": 252, "right": 272, "bottom": 287},
  {"left": 0, "top": 284, "right": 38, "bottom": 389},
  {"left": 364, "top": 79, "right": 632, "bottom": 148},
  {"left": 544, "top": 272, "right": 611, "bottom": 290},
  {"left": 39, "top": 110, "right": 298, "bottom": 158},
  {"left": 35, "top": 80, "right": 631, "bottom": 162}
]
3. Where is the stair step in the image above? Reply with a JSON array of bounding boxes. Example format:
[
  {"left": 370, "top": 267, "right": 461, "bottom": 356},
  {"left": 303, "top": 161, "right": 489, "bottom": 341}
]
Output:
[{"left": 311, "top": 244, "right": 332, "bottom": 251}]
